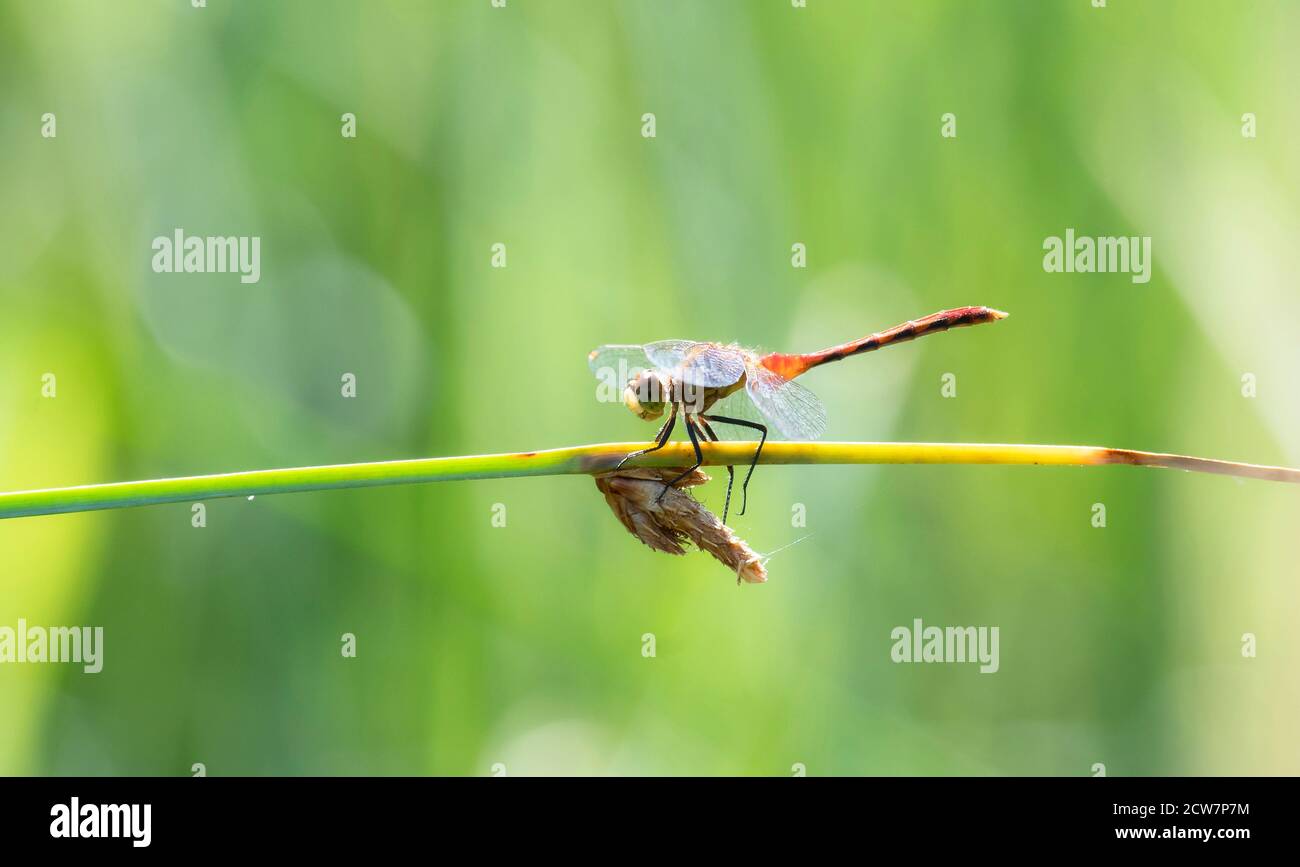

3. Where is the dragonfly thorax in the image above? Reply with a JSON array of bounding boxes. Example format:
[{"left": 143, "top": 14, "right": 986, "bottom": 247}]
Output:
[{"left": 624, "top": 369, "right": 745, "bottom": 422}]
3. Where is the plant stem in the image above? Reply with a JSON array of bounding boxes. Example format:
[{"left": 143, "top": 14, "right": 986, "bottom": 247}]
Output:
[{"left": 0, "top": 441, "right": 1296, "bottom": 520}]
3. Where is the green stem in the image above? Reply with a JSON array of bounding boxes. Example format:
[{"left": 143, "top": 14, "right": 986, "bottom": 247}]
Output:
[{"left": 0, "top": 441, "right": 1296, "bottom": 520}]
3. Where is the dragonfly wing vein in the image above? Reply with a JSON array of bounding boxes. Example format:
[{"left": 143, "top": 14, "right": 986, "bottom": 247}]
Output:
[
  {"left": 642, "top": 340, "right": 695, "bottom": 371},
  {"left": 744, "top": 363, "right": 828, "bottom": 440},
  {"left": 705, "top": 388, "right": 770, "bottom": 440},
  {"left": 646, "top": 341, "right": 746, "bottom": 388},
  {"left": 588, "top": 344, "right": 653, "bottom": 377}
]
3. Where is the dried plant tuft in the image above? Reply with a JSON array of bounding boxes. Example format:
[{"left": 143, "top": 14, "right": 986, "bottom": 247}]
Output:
[{"left": 594, "top": 467, "right": 767, "bottom": 584}]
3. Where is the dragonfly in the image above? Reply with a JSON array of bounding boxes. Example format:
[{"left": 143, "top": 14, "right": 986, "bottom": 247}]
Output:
[{"left": 588, "top": 306, "right": 1008, "bottom": 523}]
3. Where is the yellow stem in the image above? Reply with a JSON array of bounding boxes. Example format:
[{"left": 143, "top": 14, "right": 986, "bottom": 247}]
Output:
[{"left": 0, "top": 441, "right": 1295, "bottom": 520}]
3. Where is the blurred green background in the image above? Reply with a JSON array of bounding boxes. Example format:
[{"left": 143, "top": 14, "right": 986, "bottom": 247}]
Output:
[{"left": 1, "top": 0, "right": 1298, "bottom": 776}]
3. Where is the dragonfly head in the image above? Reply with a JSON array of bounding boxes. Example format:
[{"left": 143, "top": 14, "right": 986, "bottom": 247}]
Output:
[{"left": 623, "top": 370, "right": 669, "bottom": 421}]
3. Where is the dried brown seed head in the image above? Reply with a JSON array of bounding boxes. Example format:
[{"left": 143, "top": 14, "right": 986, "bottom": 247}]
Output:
[{"left": 594, "top": 467, "right": 767, "bottom": 584}]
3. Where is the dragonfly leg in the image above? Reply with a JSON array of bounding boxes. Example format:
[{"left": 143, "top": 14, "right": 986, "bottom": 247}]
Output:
[
  {"left": 700, "top": 414, "right": 767, "bottom": 516},
  {"left": 657, "top": 414, "right": 704, "bottom": 503},
  {"left": 615, "top": 408, "right": 677, "bottom": 470},
  {"left": 696, "top": 417, "right": 736, "bottom": 524}
]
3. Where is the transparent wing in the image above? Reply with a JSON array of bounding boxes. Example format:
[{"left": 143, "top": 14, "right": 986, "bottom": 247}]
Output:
[
  {"left": 699, "top": 387, "right": 769, "bottom": 441},
  {"left": 587, "top": 344, "right": 652, "bottom": 378},
  {"left": 744, "top": 362, "right": 828, "bottom": 440},
  {"left": 645, "top": 340, "right": 746, "bottom": 388},
  {"left": 641, "top": 340, "right": 694, "bottom": 370}
]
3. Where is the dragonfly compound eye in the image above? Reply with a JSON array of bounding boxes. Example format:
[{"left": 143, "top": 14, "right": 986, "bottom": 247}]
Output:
[{"left": 624, "top": 372, "right": 666, "bottom": 421}]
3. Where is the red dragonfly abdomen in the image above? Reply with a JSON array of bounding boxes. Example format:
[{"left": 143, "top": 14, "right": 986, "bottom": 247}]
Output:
[{"left": 760, "top": 306, "right": 1008, "bottom": 380}]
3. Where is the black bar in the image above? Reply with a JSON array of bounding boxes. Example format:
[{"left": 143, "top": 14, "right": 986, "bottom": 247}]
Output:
[{"left": 0, "top": 776, "right": 1277, "bottom": 853}]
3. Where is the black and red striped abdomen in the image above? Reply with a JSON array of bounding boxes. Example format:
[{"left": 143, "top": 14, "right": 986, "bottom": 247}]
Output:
[{"left": 760, "top": 306, "right": 1008, "bottom": 380}]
